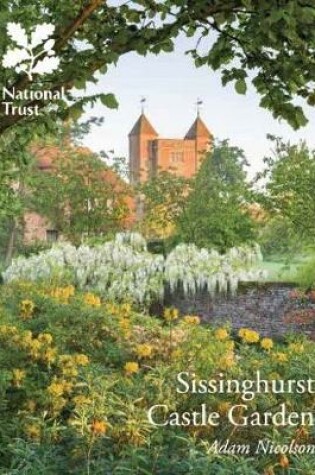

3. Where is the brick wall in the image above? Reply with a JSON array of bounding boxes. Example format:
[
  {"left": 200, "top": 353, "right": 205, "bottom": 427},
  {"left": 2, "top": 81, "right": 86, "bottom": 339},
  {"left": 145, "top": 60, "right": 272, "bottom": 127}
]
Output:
[{"left": 162, "top": 283, "right": 315, "bottom": 340}]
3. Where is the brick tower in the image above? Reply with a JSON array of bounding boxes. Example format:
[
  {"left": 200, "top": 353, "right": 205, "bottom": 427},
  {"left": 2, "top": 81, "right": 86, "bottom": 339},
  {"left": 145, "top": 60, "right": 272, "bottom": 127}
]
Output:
[
  {"left": 128, "top": 113, "right": 158, "bottom": 184},
  {"left": 128, "top": 112, "right": 213, "bottom": 184},
  {"left": 184, "top": 115, "right": 213, "bottom": 173}
]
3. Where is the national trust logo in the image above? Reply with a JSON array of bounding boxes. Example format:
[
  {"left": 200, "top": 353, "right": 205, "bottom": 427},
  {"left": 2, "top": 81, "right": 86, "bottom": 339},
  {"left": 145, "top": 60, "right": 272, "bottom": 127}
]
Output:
[
  {"left": 1, "top": 22, "right": 65, "bottom": 117},
  {"left": 2, "top": 22, "right": 60, "bottom": 80}
]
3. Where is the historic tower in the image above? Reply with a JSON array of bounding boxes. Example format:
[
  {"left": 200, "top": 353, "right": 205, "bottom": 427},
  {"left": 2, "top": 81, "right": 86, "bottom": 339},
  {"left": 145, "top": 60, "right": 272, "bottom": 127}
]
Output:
[
  {"left": 128, "top": 112, "right": 213, "bottom": 184},
  {"left": 129, "top": 113, "right": 159, "bottom": 184}
]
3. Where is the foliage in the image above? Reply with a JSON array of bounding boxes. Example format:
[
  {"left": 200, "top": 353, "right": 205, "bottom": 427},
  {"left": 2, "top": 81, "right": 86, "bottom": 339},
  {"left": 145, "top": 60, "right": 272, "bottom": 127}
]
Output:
[
  {"left": 258, "top": 216, "right": 302, "bottom": 258},
  {"left": 16, "top": 240, "right": 54, "bottom": 258},
  {"left": 0, "top": 280, "right": 314, "bottom": 474},
  {"left": 291, "top": 254, "right": 315, "bottom": 290},
  {"left": 0, "top": 0, "right": 314, "bottom": 139},
  {"left": 138, "top": 171, "right": 190, "bottom": 239},
  {"left": 177, "top": 141, "right": 256, "bottom": 252},
  {"left": 26, "top": 142, "right": 131, "bottom": 244},
  {"left": 258, "top": 137, "right": 315, "bottom": 241},
  {"left": 3, "top": 233, "right": 265, "bottom": 304}
]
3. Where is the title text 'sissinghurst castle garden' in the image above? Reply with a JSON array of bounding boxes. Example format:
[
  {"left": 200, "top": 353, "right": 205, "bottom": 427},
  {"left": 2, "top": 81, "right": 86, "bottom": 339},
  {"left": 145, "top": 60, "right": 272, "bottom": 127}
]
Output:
[{"left": 25, "top": 112, "right": 213, "bottom": 242}]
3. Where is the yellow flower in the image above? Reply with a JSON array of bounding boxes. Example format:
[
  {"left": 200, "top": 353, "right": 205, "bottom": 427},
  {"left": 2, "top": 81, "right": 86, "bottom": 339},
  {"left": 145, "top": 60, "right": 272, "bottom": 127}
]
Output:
[
  {"left": 61, "top": 380, "right": 73, "bottom": 394},
  {"left": 47, "top": 381, "right": 65, "bottom": 397},
  {"left": 73, "top": 354, "right": 89, "bottom": 366},
  {"left": 47, "top": 379, "right": 73, "bottom": 397},
  {"left": 38, "top": 333, "right": 53, "bottom": 345},
  {"left": 260, "top": 338, "right": 273, "bottom": 351},
  {"left": 218, "top": 353, "right": 235, "bottom": 369},
  {"left": 279, "top": 454, "right": 289, "bottom": 468},
  {"left": 72, "top": 395, "right": 91, "bottom": 407},
  {"left": 238, "top": 328, "right": 260, "bottom": 344},
  {"left": 91, "top": 420, "right": 108, "bottom": 435},
  {"left": 269, "top": 372, "right": 281, "bottom": 380},
  {"left": 238, "top": 328, "right": 246, "bottom": 338},
  {"left": 217, "top": 402, "right": 232, "bottom": 415},
  {"left": 59, "top": 355, "right": 73, "bottom": 366},
  {"left": 61, "top": 366, "right": 78, "bottom": 378},
  {"left": 19, "top": 330, "right": 33, "bottom": 349},
  {"left": 51, "top": 397, "right": 67, "bottom": 413},
  {"left": 251, "top": 359, "right": 263, "bottom": 369},
  {"left": 288, "top": 342, "right": 304, "bottom": 354},
  {"left": 28, "top": 339, "right": 42, "bottom": 359},
  {"left": 105, "top": 303, "right": 120, "bottom": 315},
  {"left": 273, "top": 352, "right": 288, "bottom": 363},
  {"left": 183, "top": 315, "right": 200, "bottom": 325},
  {"left": 42, "top": 348, "right": 58, "bottom": 364},
  {"left": 164, "top": 308, "right": 179, "bottom": 322},
  {"left": 119, "top": 318, "right": 130, "bottom": 330},
  {"left": 124, "top": 361, "right": 139, "bottom": 375},
  {"left": 50, "top": 287, "right": 70, "bottom": 303},
  {"left": 215, "top": 328, "right": 229, "bottom": 341},
  {"left": 49, "top": 285, "right": 74, "bottom": 303},
  {"left": 20, "top": 299, "right": 35, "bottom": 319},
  {"left": 171, "top": 348, "right": 183, "bottom": 359},
  {"left": 12, "top": 368, "right": 26, "bottom": 387},
  {"left": 226, "top": 341, "right": 235, "bottom": 351},
  {"left": 135, "top": 344, "right": 153, "bottom": 359},
  {"left": 84, "top": 292, "right": 101, "bottom": 307},
  {"left": 0, "top": 324, "right": 18, "bottom": 338},
  {"left": 25, "top": 423, "right": 41, "bottom": 441},
  {"left": 65, "top": 285, "right": 75, "bottom": 297},
  {"left": 120, "top": 303, "right": 132, "bottom": 317}
]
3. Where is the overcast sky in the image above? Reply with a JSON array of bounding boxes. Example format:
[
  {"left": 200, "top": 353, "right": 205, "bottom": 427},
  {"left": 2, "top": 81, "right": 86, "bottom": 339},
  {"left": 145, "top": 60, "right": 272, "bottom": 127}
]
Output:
[{"left": 81, "top": 34, "right": 315, "bottom": 178}]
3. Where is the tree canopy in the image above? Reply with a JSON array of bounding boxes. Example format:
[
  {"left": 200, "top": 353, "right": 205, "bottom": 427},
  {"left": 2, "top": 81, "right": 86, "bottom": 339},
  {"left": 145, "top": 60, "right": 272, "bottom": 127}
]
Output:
[
  {"left": 177, "top": 140, "right": 256, "bottom": 251},
  {"left": 138, "top": 171, "right": 189, "bottom": 239},
  {"left": 0, "top": 0, "right": 314, "bottom": 140},
  {"left": 27, "top": 143, "right": 132, "bottom": 244},
  {"left": 258, "top": 136, "right": 315, "bottom": 240}
]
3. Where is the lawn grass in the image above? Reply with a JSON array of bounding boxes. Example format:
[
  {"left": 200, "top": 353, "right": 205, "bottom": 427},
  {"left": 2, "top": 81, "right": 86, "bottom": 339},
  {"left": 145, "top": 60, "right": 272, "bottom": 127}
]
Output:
[{"left": 261, "top": 252, "right": 313, "bottom": 282}]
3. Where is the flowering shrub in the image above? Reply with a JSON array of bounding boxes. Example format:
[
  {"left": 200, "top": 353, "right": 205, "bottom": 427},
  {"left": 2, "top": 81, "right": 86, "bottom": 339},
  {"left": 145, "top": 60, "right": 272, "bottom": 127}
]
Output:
[
  {"left": 165, "top": 242, "right": 264, "bottom": 296},
  {"left": 0, "top": 280, "right": 314, "bottom": 474},
  {"left": 238, "top": 328, "right": 260, "bottom": 343},
  {"left": 3, "top": 233, "right": 266, "bottom": 304}
]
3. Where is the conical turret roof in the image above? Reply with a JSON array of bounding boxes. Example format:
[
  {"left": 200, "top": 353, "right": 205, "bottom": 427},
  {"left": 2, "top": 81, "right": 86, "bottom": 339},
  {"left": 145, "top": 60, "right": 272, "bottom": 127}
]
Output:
[
  {"left": 185, "top": 116, "right": 212, "bottom": 139},
  {"left": 129, "top": 113, "right": 158, "bottom": 136}
]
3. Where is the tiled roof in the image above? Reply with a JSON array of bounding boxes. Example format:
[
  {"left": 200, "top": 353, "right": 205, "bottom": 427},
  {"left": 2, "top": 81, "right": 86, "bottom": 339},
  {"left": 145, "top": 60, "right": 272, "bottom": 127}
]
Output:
[
  {"left": 185, "top": 116, "right": 213, "bottom": 139},
  {"left": 129, "top": 113, "right": 158, "bottom": 136}
]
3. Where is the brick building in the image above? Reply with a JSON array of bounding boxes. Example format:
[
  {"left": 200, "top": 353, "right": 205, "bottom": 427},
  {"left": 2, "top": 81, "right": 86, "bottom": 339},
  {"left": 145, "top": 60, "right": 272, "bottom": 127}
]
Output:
[
  {"left": 23, "top": 144, "right": 135, "bottom": 244},
  {"left": 129, "top": 113, "right": 213, "bottom": 184},
  {"left": 23, "top": 112, "right": 212, "bottom": 244}
]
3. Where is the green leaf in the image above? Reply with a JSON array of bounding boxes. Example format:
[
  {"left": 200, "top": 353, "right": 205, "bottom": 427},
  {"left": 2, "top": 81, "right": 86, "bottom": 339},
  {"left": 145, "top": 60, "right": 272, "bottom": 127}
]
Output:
[
  {"left": 68, "top": 104, "right": 84, "bottom": 120},
  {"left": 73, "top": 79, "right": 87, "bottom": 90},
  {"left": 235, "top": 79, "right": 247, "bottom": 95},
  {"left": 100, "top": 94, "right": 119, "bottom": 109}
]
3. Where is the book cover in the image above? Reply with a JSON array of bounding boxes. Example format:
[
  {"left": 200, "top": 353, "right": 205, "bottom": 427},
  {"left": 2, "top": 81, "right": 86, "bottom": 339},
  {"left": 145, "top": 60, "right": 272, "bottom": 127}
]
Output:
[{"left": 0, "top": 1, "right": 314, "bottom": 474}]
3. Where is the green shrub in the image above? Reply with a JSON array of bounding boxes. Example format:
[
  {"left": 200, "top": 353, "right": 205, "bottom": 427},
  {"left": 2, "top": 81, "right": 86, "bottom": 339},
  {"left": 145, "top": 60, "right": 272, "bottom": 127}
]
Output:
[
  {"left": 258, "top": 216, "right": 302, "bottom": 258},
  {"left": 0, "top": 280, "right": 314, "bottom": 474},
  {"left": 292, "top": 254, "right": 315, "bottom": 289}
]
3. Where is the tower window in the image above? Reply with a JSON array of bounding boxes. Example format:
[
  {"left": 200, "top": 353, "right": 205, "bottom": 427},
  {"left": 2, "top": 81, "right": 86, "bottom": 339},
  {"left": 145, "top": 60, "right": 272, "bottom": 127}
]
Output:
[{"left": 170, "top": 152, "right": 184, "bottom": 164}]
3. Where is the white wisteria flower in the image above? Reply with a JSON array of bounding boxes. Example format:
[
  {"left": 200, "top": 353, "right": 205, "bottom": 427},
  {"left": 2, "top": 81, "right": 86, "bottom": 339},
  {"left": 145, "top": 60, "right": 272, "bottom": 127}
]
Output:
[
  {"left": 2, "top": 233, "right": 267, "bottom": 304},
  {"left": 2, "top": 22, "right": 60, "bottom": 80}
]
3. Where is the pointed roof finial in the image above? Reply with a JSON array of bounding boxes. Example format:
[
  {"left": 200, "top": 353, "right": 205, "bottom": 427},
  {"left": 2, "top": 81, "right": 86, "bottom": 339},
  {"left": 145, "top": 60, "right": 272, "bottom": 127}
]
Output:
[
  {"left": 196, "top": 98, "right": 203, "bottom": 117},
  {"left": 129, "top": 109, "right": 158, "bottom": 136},
  {"left": 140, "top": 96, "right": 146, "bottom": 114}
]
